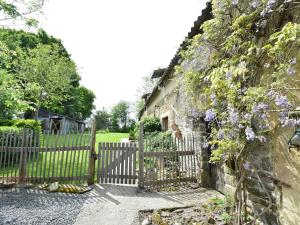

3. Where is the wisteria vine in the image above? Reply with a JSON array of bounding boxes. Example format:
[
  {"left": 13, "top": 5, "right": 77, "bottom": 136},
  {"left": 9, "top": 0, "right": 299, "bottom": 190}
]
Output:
[{"left": 179, "top": 0, "right": 300, "bottom": 223}]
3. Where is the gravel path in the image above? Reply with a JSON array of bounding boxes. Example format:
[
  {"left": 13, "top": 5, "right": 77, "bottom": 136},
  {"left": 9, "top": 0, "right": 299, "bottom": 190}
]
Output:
[
  {"left": 0, "top": 185, "right": 222, "bottom": 225},
  {"left": 0, "top": 188, "right": 89, "bottom": 225}
]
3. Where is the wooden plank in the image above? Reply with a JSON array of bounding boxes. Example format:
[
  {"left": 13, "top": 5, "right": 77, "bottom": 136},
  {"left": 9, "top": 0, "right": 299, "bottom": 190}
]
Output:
[
  {"left": 11, "top": 131, "right": 18, "bottom": 182},
  {"left": 113, "top": 143, "right": 117, "bottom": 184},
  {"left": 19, "top": 129, "right": 27, "bottom": 183},
  {"left": 105, "top": 142, "right": 109, "bottom": 183},
  {"left": 87, "top": 123, "right": 97, "bottom": 185},
  {"left": 51, "top": 130, "right": 60, "bottom": 180},
  {"left": 138, "top": 123, "right": 144, "bottom": 189},
  {"left": 108, "top": 143, "right": 113, "bottom": 183},
  {"left": 133, "top": 143, "right": 137, "bottom": 184},
  {"left": 100, "top": 143, "right": 105, "bottom": 183},
  {"left": 63, "top": 131, "right": 71, "bottom": 178},
  {"left": 128, "top": 143, "right": 133, "bottom": 185},
  {"left": 72, "top": 131, "right": 83, "bottom": 184},
  {"left": 116, "top": 143, "right": 120, "bottom": 184}
]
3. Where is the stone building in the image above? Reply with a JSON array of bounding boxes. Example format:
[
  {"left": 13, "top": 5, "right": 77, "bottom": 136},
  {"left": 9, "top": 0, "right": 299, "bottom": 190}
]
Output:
[{"left": 139, "top": 1, "right": 300, "bottom": 224}]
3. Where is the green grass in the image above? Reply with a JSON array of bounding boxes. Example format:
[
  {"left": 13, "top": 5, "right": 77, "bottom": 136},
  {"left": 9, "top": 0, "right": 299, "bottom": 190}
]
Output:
[
  {"left": 96, "top": 132, "right": 129, "bottom": 144},
  {"left": 0, "top": 132, "right": 129, "bottom": 183}
]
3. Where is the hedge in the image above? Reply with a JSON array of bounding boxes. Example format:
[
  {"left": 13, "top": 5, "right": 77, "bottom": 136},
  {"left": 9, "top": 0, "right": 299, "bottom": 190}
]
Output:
[{"left": 0, "top": 119, "right": 41, "bottom": 134}]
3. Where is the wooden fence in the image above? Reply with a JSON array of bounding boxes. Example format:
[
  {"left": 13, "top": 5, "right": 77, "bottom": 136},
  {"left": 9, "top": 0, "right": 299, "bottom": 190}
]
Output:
[
  {"left": 0, "top": 123, "right": 198, "bottom": 188},
  {"left": 0, "top": 129, "right": 93, "bottom": 185},
  {"left": 138, "top": 132, "right": 197, "bottom": 188},
  {"left": 97, "top": 142, "right": 138, "bottom": 184}
]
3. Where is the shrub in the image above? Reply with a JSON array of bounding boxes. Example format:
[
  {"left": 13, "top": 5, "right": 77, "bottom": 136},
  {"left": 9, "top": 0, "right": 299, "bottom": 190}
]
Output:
[
  {"left": 142, "top": 116, "right": 161, "bottom": 133},
  {"left": 0, "top": 119, "right": 41, "bottom": 134},
  {"left": 134, "top": 116, "right": 162, "bottom": 139}
]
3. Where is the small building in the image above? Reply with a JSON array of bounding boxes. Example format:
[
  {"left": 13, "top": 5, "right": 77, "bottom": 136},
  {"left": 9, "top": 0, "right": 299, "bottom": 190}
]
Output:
[{"left": 36, "top": 109, "right": 86, "bottom": 134}]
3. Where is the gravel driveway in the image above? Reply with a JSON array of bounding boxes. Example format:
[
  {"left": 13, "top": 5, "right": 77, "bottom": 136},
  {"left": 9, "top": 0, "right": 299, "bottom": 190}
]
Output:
[{"left": 0, "top": 184, "right": 221, "bottom": 225}]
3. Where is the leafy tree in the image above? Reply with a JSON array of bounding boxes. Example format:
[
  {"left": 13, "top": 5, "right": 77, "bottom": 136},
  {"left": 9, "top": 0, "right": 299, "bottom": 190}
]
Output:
[
  {"left": 111, "top": 101, "right": 130, "bottom": 132},
  {"left": 94, "top": 109, "right": 111, "bottom": 131},
  {"left": 0, "top": 41, "right": 27, "bottom": 119},
  {"left": 136, "top": 74, "right": 158, "bottom": 96},
  {"left": 0, "top": 0, "right": 45, "bottom": 28},
  {"left": 63, "top": 86, "right": 95, "bottom": 120},
  {"left": 17, "top": 44, "right": 75, "bottom": 120}
]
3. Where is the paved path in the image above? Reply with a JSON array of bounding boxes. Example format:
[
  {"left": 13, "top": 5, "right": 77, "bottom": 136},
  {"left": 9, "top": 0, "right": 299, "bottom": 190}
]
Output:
[
  {"left": 75, "top": 184, "right": 222, "bottom": 225},
  {"left": 0, "top": 185, "right": 222, "bottom": 225}
]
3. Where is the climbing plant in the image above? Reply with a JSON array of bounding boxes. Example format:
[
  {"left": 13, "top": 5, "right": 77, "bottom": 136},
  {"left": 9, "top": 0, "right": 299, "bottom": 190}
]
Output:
[{"left": 179, "top": 0, "right": 300, "bottom": 224}]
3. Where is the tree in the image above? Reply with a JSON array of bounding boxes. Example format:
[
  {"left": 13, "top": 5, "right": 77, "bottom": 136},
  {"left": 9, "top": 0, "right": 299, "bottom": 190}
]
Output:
[
  {"left": 17, "top": 44, "right": 75, "bottom": 120},
  {"left": 94, "top": 109, "right": 111, "bottom": 131},
  {"left": 63, "top": 86, "right": 96, "bottom": 120},
  {"left": 136, "top": 74, "right": 158, "bottom": 96},
  {"left": 0, "top": 41, "right": 27, "bottom": 119},
  {"left": 111, "top": 101, "right": 130, "bottom": 132},
  {"left": 0, "top": 0, "right": 45, "bottom": 28}
]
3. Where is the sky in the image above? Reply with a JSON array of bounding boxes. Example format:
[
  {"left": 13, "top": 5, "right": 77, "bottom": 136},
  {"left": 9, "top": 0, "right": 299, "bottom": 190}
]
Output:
[{"left": 40, "top": 0, "right": 208, "bottom": 110}]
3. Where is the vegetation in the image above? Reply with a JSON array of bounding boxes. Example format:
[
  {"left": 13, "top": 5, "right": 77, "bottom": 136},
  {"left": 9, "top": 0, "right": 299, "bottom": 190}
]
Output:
[
  {"left": 178, "top": 0, "right": 300, "bottom": 223},
  {"left": 0, "top": 28, "right": 95, "bottom": 121},
  {"left": 0, "top": 119, "right": 41, "bottom": 133},
  {"left": 94, "top": 101, "right": 135, "bottom": 133}
]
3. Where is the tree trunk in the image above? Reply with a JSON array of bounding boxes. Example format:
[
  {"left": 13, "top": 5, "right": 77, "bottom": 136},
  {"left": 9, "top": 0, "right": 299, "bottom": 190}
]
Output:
[{"left": 34, "top": 106, "right": 39, "bottom": 121}]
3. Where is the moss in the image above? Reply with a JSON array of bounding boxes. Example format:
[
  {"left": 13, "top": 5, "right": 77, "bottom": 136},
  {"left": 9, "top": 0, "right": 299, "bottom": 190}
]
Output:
[{"left": 151, "top": 211, "right": 168, "bottom": 225}]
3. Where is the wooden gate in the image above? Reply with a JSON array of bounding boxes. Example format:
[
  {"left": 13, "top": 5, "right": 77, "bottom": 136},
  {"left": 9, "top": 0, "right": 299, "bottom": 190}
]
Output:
[
  {"left": 97, "top": 142, "right": 138, "bottom": 184},
  {"left": 138, "top": 127, "right": 197, "bottom": 188}
]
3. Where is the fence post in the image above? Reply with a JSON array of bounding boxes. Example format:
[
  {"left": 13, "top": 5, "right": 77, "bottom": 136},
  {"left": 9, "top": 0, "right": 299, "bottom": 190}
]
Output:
[
  {"left": 138, "top": 123, "right": 144, "bottom": 189},
  {"left": 19, "top": 129, "right": 28, "bottom": 183},
  {"left": 88, "top": 122, "right": 97, "bottom": 185}
]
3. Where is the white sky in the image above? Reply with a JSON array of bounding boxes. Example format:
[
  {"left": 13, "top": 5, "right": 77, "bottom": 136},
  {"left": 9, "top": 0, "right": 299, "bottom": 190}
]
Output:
[{"left": 40, "top": 0, "right": 208, "bottom": 110}]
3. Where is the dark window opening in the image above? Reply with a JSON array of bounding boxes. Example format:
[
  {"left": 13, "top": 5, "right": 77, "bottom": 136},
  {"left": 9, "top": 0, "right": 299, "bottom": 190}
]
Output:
[{"left": 162, "top": 117, "right": 169, "bottom": 131}]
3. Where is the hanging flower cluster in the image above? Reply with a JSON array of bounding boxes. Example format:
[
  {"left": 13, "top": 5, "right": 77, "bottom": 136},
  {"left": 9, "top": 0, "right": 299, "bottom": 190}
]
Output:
[{"left": 180, "top": 0, "right": 300, "bottom": 162}]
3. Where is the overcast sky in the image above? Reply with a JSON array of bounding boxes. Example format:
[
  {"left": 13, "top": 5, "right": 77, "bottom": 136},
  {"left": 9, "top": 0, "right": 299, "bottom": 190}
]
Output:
[{"left": 40, "top": 0, "right": 208, "bottom": 110}]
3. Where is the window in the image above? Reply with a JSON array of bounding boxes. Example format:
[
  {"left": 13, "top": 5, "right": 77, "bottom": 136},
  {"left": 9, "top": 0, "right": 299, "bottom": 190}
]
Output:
[{"left": 162, "top": 117, "right": 169, "bottom": 131}]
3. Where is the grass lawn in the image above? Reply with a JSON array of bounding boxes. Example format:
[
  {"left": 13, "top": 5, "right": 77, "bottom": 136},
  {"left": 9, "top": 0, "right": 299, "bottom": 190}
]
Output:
[
  {"left": 0, "top": 132, "right": 129, "bottom": 183},
  {"left": 96, "top": 132, "right": 129, "bottom": 144}
]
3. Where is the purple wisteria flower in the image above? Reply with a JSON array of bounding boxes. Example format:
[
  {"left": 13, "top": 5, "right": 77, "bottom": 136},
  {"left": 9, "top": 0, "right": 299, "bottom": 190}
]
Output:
[
  {"left": 287, "top": 67, "right": 296, "bottom": 76},
  {"left": 290, "top": 58, "right": 297, "bottom": 65},
  {"left": 253, "top": 102, "right": 268, "bottom": 114},
  {"left": 275, "top": 95, "right": 290, "bottom": 108},
  {"left": 267, "top": 90, "right": 277, "bottom": 99},
  {"left": 250, "top": 0, "right": 259, "bottom": 8},
  {"left": 243, "top": 113, "right": 252, "bottom": 121},
  {"left": 232, "top": 0, "right": 238, "bottom": 5},
  {"left": 205, "top": 109, "right": 216, "bottom": 122},
  {"left": 225, "top": 71, "right": 233, "bottom": 79},
  {"left": 261, "top": 0, "right": 276, "bottom": 17},
  {"left": 245, "top": 127, "right": 256, "bottom": 141},
  {"left": 191, "top": 108, "right": 200, "bottom": 118},
  {"left": 210, "top": 93, "right": 218, "bottom": 106},
  {"left": 243, "top": 161, "right": 252, "bottom": 171},
  {"left": 217, "top": 130, "right": 225, "bottom": 140},
  {"left": 229, "top": 107, "right": 239, "bottom": 125},
  {"left": 278, "top": 111, "right": 296, "bottom": 127}
]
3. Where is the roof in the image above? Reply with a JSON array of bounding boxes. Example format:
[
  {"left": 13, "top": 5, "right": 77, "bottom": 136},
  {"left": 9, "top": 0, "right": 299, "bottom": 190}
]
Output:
[
  {"left": 151, "top": 68, "right": 166, "bottom": 79},
  {"left": 38, "top": 108, "right": 85, "bottom": 124},
  {"left": 139, "top": 2, "right": 213, "bottom": 119}
]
